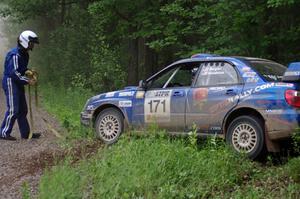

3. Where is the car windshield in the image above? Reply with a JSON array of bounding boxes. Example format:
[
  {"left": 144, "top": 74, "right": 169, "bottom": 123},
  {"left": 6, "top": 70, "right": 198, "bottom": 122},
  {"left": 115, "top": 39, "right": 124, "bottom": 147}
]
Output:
[{"left": 248, "top": 60, "right": 286, "bottom": 82}]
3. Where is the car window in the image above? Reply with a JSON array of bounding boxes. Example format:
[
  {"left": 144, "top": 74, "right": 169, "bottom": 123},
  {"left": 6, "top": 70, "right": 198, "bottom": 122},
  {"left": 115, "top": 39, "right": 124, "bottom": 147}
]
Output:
[
  {"left": 165, "top": 65, "right": 199, "bottom": 88},
  {"left": 147, "top": 63, "right": 200, "bottom": 89},
  {"left": 147, "top": 67, "right": 178, "bottom": 89},
  {"left": 248, "top": 61, "right": 286, "bottom": 82},
  {"left": 195, "top": 62, "right": 238, "bottom": 86}
]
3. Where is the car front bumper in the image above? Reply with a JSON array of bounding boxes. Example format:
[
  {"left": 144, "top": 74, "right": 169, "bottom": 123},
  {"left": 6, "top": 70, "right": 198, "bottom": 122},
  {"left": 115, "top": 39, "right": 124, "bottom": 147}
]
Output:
[{"left": 80, "top": 112, "right": 93, "bottom": 126}]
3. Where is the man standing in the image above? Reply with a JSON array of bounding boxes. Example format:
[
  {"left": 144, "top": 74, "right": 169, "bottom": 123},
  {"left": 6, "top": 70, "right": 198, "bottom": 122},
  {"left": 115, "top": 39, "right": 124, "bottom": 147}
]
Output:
[{"left": 0, "top": 30, "right": 40, "bottom": 140}]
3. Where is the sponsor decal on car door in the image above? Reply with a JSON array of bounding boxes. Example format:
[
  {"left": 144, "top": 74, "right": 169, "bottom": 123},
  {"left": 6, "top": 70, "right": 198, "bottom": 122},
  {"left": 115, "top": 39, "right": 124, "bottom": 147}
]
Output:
[{"left": 144, "top": 90, "right": 172, "bottom": 123}]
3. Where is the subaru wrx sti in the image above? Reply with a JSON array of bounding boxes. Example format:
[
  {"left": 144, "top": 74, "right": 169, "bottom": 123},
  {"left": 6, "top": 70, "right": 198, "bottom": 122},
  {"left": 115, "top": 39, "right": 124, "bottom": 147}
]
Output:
[{"left": 81, "top": 54, "right": 300, "bottom": 159}]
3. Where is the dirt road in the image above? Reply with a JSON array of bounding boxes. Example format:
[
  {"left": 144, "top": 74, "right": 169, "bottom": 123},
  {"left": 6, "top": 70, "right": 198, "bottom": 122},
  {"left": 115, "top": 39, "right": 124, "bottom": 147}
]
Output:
[{"left": 0, "top": 89, "right": 62, "bottom": 198}]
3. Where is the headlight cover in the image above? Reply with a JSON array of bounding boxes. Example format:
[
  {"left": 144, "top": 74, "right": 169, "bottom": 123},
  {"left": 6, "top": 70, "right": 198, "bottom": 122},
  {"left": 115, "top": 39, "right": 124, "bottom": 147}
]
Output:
[{"left": 82, "top": 99, "right": 91, "bottom": 112}]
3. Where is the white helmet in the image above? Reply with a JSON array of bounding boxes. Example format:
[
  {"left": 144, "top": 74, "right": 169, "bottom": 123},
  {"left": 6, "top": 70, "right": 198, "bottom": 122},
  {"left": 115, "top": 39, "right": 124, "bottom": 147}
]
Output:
[{"left": 19, "top": 30, "right": 39, "bottom": 49}]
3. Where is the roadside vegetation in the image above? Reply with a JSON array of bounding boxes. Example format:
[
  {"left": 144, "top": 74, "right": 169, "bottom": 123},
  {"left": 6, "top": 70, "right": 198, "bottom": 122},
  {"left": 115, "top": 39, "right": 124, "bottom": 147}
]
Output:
[
  {"left": 38, "top": 129, "right": 300, "bottom": 198},
  {"left": 36, "top": 86, "right": 300, "bottom": 198},
  {"left": 40, "top": 84, "right": 93, "bottom": 140}
]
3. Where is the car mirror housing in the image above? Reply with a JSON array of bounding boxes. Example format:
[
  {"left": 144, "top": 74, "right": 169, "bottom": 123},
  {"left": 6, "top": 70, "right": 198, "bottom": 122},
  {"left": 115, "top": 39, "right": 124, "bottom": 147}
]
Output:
[{"left": 138, "top": 80, "right": 147, "bottom": 89}]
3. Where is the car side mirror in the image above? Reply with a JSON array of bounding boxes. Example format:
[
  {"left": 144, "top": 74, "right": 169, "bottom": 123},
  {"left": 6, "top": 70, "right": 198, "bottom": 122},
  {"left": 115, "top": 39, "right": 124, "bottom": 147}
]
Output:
[{"left": 138, "top": 80, "right": 147, "bottom": 89}]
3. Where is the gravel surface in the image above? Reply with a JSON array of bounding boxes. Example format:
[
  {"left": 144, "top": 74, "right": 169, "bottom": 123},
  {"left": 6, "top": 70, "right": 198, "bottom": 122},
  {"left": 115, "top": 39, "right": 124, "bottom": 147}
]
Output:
[{"left": 0, "top": 89, "right": 62, "bottom": 198}]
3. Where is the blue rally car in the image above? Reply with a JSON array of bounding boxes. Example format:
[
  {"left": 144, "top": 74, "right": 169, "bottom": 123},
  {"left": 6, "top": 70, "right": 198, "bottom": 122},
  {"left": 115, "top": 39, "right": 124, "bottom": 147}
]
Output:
[{"left": 81, "top": 54, "right": 300, "bottom": 159}]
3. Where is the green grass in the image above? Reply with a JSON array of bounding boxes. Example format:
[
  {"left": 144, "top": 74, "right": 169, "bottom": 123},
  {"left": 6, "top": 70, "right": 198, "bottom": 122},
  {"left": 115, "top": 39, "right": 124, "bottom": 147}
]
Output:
[
  {"left": 38, "top": 134, "right": 300, "bottom": 199},
  {"left": 40, "top": 84, "right": 94, "bottom": 139}
]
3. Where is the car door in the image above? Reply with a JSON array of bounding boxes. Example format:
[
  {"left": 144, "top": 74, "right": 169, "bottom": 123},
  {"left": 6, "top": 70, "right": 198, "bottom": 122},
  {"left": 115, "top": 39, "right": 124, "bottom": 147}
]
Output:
[
  {"left": 186, "top": 61, "right": 244, "bottom": 134},
  {"left": 132, "top": 63, "right": 200, "bottom": 131}
]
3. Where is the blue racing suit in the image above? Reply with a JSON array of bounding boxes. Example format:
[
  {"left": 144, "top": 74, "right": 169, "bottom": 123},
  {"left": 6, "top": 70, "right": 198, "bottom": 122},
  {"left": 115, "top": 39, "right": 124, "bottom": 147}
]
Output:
[{"left": 0, "top": 46, "right": 30, "bottom": 138}]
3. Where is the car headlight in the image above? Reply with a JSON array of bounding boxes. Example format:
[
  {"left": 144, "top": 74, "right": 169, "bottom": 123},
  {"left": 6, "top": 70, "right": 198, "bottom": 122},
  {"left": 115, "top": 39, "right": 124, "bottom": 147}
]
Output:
[
  {"left": 86, "top": 105, "right": 95, "bottom": 111},
  {"left": 82, "top": 99, "right": 91, "bottom": 112}
]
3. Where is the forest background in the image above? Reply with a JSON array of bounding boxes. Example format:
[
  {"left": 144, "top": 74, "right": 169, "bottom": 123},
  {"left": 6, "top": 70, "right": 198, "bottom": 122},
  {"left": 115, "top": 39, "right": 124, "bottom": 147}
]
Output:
[{"left": 1, "top": 0, "right": 300, "bottom": 93}]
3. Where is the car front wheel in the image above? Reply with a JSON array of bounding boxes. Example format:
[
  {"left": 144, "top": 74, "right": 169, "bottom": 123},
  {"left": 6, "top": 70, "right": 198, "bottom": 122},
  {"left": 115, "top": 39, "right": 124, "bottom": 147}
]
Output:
[
  {"left": 226, "top": 116, "right": 264, "bottom": 159},
  {"left": 95, "top": 108, "right": 124, "bottom": 144}
]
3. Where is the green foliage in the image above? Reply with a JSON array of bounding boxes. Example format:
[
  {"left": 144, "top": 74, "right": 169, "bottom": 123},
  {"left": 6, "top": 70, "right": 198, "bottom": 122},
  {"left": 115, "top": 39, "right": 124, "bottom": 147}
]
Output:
[
  {"left": 89, "top": 42, "right": 126, "bottom": 92},
  {"left": 39, "top": 160, "right": 86, "bottom": 199},
  {"left": 0, "top": 0, "right": 57, "bottom": 20},
  {"left": 287, "top": 157, "right": 300, "bottom": 182},
  {"left": 1, "top": 0, "right": 126, "bottom": 93},
  {"left": 292, "top": 131, "right": 300, "bottom": 154},
  {"left": 34, "top": 4, "right": 94, "bottom": 89},
  {"left": 88, "top": 0, "right": 300, "bottom": 79},
  {"left": 88, "top": 139, "right": 247, "bottom": 198},
  {"left": 38, "top": 134, "right": 300, "bottom": 198},
  {"left": 3, "top": 0, "right": 300, "bottom": 87},
  {"left": 267, "top": 0, "right": 299, "bottom": 7}
]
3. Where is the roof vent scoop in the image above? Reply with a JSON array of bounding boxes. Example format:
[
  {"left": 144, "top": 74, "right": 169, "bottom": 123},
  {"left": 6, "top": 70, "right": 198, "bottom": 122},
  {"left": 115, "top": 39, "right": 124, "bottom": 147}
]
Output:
[
  {"left": 283, "top": 62, "right": 300, "bottom": 82},
  {"left": 191, "top": 53, "right": 219, "bottom": 59}
]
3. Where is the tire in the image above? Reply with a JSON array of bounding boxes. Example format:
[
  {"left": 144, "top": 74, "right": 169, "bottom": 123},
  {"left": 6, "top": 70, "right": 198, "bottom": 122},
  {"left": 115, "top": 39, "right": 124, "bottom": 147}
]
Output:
[
  {"left": 95, "top": 108, "right": 124, "bottom": 144},
  {"left": 226, "top": 116, "right": 264, "bottom": 159}
]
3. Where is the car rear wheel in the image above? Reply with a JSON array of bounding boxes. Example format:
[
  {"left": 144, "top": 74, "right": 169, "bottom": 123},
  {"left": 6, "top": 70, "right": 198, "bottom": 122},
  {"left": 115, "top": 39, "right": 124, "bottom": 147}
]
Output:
[
  {"left": 226, "top": 116, "right": 264, "bottom": 159},
  {"left": 95, "top": 108, "right": 124, "bottom": 144}
]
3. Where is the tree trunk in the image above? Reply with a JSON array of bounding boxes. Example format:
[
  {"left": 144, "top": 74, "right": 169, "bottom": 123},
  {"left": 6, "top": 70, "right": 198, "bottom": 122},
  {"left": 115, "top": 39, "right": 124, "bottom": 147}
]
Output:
[
  {"left": 145, "top": 43, "right": 158, "bottom": 78},
  {"left": 127, "top": 38, "right": 139, "bottom": 85},
  {"left": 60, "top": 0, "right": 66, "bottom": 24}
]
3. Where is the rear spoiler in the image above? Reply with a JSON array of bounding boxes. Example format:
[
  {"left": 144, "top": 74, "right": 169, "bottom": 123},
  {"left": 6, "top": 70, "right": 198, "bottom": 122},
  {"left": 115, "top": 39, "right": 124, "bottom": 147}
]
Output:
[{"left": 282, "top": 62, "right": 300, "bottom": 82}]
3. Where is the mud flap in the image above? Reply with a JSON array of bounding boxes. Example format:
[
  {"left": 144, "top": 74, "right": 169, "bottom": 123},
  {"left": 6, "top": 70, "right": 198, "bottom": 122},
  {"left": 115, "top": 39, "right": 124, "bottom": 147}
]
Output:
[{"left": 265, "top": 126, "right": 280, "bottom": 152}]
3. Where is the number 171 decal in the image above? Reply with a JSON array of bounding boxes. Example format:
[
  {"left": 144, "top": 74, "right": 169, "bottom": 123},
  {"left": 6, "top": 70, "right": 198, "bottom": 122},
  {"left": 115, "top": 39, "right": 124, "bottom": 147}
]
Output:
[
  {"left": 144, "top": 90, "right": 171, "bottom": 123},
  {"left": 148, "top": 99, "right": 166, "bottom": 113}
]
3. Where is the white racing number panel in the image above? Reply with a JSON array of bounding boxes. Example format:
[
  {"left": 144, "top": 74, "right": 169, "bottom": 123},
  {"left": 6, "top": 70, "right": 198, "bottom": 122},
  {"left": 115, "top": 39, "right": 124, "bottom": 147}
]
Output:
[{"left": 144, "top": 90, "right": 172, "bottom": 123}]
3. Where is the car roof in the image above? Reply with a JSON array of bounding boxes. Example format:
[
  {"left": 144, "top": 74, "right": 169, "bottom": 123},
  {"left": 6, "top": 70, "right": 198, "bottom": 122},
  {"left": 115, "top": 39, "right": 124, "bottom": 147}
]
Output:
[
  {"left": 146, "top": 55, "right": 276, "bottom": 81},
  {"left": 172, "top": 56, "right": 274, "bottom": 65},
  {"left": 231, "top": 56, "right": 275, "bottom": 63}
]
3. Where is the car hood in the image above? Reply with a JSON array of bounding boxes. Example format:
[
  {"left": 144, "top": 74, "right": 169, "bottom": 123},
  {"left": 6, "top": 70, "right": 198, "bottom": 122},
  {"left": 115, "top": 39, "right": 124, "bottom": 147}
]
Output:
[{"left": 89, "top": 86, "right": 139, "bottom": 103}]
